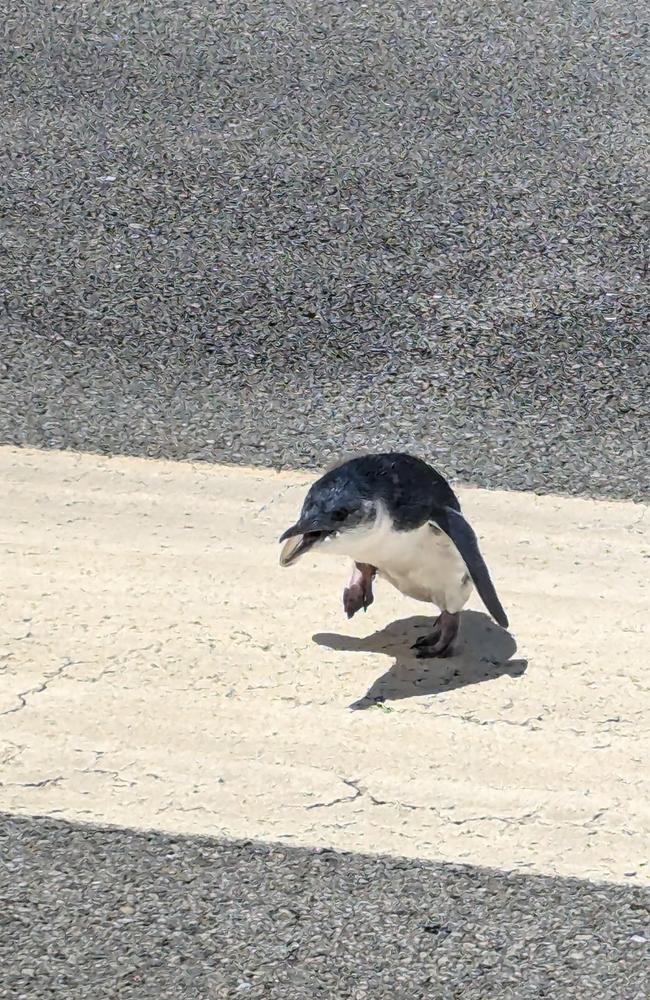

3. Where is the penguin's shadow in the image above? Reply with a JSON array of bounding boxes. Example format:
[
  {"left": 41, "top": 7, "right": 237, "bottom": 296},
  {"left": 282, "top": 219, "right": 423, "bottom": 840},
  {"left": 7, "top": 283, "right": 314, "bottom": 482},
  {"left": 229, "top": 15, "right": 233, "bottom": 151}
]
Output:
[{"left": 313, "top": 610, "right": 527, "bottom": 710}]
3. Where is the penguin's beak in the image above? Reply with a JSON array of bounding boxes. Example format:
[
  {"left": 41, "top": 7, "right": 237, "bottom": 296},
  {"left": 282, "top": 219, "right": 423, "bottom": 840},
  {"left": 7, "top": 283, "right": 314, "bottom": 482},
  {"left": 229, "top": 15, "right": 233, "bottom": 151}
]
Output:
[{"left": 279, "top": 518, "right": 333, "bottom": 566}]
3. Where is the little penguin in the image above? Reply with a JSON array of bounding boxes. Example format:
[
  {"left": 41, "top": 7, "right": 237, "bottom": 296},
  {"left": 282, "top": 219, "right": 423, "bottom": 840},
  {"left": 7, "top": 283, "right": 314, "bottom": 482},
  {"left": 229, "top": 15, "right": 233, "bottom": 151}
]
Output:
[{"left": 278, "top": 452, "right": 508, "bottom": 657}]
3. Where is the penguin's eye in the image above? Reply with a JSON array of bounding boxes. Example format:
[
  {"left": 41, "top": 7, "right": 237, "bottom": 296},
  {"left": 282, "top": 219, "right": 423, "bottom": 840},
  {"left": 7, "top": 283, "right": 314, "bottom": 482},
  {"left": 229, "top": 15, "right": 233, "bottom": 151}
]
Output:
[{"left": 331, "top": 508, "right": 348, "bottom": 523}]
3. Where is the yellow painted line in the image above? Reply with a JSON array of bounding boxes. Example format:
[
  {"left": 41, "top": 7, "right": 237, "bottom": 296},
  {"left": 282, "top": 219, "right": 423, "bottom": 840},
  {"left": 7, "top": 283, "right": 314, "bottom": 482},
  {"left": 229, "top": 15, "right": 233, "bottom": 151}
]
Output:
[{"left": 1, "top": 446, "right": 648, "bottom": 884}]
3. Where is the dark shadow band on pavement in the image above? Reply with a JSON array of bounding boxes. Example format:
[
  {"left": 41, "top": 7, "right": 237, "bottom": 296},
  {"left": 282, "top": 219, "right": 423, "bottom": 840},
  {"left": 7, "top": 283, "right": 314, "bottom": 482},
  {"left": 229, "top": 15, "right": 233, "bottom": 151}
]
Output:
[
  {"left": 313, "top": 609, "right": 528, "bottom": 710},
  {"left": 1, "top": 811, "right": 647, "bottom": 1000}
]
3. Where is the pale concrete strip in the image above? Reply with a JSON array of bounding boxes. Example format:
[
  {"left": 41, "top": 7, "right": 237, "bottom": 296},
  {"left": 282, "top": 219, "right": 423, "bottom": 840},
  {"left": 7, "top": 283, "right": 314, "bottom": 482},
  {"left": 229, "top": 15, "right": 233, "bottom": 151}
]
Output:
[{"left": 0, "top": 447, "right": 648, "bottom": 884}]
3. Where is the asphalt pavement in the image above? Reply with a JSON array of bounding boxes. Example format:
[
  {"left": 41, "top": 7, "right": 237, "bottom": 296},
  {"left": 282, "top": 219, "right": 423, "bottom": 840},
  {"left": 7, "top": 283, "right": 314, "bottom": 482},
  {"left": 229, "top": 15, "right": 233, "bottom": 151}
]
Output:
[
  {"left": 1, "top": 1, "right": 649, "bottom": 997},
  {"left": 1, "top": 0, "right": 649, "bottom": 499},
  {"left": 3, "top": 814, "right": 649, "bottom": 1000}
]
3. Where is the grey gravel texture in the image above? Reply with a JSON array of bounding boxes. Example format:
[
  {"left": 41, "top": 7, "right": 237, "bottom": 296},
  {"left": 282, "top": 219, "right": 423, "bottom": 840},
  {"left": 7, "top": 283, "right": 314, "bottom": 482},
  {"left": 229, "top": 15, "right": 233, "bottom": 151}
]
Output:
[
  {"left": 1, "top": 0, "right": 649, "bottom": 499},
  {"left": 2, "top": 813, "right": 649, "bottom": 1000}
]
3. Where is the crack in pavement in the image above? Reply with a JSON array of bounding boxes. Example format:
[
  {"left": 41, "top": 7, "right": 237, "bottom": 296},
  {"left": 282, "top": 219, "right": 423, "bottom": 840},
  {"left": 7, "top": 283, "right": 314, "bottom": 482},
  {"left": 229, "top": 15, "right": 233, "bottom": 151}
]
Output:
[
  {"left": 364, "top": 793, "right": 543, "bottom": 827},
  {"left": 3, "top": 776, "right": 64, "bottom": 789},
  {"left": 306, "top": 778, "right": 364, "bottom": 810},
  {"left": 0, "top": 742, "right": 26, "bottom": 766},
  {"left": 422, "top": 707, "right": 550, "bottom": 730},
  {"left": 255, "top": 480, "right": 310, "bottom": 518},
  {"left": 0, "top": 657, "right": 82, "bottom": 716},
  {"left": 156, "top": 803, "right": 220, "bottom": 817},
  {"left": 0, "top": 660, "right": 77, "bottom": 715},
  {"left": 302, "top": 781, "right": 547, "bottom": 829},
  {"left": 78, "top": 768, "right": 138, "bottom": 788},
  {"left": 303, "top": 780, "right": 617, "bottom": 834}
]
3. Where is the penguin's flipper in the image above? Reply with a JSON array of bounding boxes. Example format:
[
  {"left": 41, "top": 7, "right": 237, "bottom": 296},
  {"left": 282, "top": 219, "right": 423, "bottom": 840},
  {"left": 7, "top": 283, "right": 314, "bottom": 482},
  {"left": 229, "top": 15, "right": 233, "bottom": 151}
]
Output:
[{"left": 432, "top": 507, "right": 509, "bottom": 629}]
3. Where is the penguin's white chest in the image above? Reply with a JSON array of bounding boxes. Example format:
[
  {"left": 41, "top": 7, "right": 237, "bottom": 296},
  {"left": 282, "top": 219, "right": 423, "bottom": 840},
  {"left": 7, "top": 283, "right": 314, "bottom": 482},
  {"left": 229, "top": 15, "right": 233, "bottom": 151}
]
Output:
[
  {"left": 376, "top": 527, "right": 471, "bottom": 611},
  {"left": 322, "top": 510, "right": 472, "bottom": 613}
]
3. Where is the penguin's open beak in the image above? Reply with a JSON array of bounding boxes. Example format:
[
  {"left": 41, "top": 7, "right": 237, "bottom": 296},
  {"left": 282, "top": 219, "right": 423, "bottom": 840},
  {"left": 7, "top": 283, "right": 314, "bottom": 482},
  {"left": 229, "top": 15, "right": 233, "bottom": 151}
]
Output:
[{"left": 279, "top": 519, "right": 333, "bottom": 567}]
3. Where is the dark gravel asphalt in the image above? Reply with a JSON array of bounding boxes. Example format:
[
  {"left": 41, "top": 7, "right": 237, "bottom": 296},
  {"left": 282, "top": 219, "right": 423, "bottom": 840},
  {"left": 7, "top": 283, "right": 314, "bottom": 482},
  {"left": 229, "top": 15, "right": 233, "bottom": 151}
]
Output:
[
  {"left": 1, "top": 0, "right": 649, "bottom": 499},
  {"left": 2, "top": 814, "right": 649, "bottom": 1000},
  {"left": 1, "top": 2, "right": 650, "bottom": 998}
]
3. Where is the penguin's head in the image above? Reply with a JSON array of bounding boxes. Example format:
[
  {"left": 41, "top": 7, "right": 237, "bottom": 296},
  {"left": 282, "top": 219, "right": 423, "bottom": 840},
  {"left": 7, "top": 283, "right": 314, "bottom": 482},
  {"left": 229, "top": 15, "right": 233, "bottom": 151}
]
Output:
[{"left": 279, "top": 467, "right": 374, "bottom": 567}]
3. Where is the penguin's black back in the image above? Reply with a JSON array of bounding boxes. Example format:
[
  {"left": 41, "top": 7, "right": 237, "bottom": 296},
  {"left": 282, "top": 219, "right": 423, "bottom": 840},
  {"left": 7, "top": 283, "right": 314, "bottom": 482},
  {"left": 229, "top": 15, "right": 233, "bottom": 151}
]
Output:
[{"left": 317, "top": 452, "right": 460, "bottom": 530}]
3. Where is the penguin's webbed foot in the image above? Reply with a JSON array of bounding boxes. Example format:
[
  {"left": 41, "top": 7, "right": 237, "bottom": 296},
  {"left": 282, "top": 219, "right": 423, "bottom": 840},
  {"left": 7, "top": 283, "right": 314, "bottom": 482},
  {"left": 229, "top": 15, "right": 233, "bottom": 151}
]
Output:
[
  {"left": 411, "top": 610, "right": 460, "bottom": 658},
  {"left": 343, "top": 562, "right": 377, "bottom": 619}
]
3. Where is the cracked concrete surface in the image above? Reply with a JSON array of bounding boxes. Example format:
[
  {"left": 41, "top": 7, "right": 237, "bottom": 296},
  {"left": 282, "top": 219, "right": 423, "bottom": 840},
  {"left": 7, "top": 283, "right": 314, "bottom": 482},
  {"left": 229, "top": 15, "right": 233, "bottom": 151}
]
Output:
[{"left": 0, "top": 446, "right": 648, "bottom": 884}]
